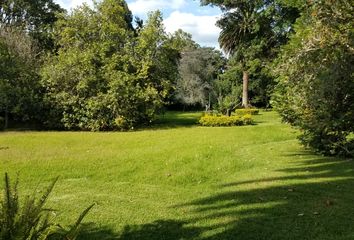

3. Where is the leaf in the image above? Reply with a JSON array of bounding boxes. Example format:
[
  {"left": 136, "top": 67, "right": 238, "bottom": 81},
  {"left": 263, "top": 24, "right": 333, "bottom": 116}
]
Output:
[{"left": 63, "top": 203, "right": 95, "bottom": 240}]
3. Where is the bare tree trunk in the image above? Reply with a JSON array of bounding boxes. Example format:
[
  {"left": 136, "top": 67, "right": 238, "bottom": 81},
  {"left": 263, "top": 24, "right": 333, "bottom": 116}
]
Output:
[{"left": 242, "top": 70, "right": 249, "bottom": 108}]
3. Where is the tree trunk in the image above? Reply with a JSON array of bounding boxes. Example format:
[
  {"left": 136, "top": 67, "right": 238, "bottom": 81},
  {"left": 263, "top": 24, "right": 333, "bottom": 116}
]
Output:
[
  {"left": 4, "top": 110, "right": 8, "bottom": 129},
  {"left": 242, "top": 70, "right": 249, "bottom": 108}
]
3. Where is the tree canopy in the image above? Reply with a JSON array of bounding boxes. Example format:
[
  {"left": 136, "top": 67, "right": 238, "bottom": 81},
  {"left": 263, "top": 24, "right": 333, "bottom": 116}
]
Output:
[
  {"left": 201, "top": 0, "right": 299, "bottom": 107},
  {"left": 41, "top": 1, "right": 179, "bottom": 130},
  {"left": 0, "top": 0, "right": 64, "bottom": 50}
]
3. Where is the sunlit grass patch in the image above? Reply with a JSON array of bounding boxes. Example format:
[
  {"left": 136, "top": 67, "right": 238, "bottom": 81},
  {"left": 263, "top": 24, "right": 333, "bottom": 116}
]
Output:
[{"left": 1, "top": 111, "right": 353, "bottom": 240}]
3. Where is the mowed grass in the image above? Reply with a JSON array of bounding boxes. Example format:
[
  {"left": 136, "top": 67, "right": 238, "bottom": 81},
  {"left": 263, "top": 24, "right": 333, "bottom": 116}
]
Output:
[{"left": 1, "top": 111, "right": 354, "bottom": 240}]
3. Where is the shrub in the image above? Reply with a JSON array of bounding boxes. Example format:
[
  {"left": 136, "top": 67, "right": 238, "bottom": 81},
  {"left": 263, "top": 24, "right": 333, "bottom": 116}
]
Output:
[
  {"left": 199, "top": 114, "right": 253, "bottom": 127},
  {"left": 235, "top": 108, "right": 259, "bottom": 116},
  {"left": 242, "top": 114, "right": 253, "bottom": 125},
  {"left": 272, "top": 1, "right": 354, "bottom": 157},
  {"left": 0, "top": 173, "right": 94, "bottom": 240}
]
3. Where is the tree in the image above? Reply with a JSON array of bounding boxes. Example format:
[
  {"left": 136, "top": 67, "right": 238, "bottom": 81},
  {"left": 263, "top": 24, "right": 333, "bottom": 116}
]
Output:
[
  {"left": 168, "top": 29, "right": 199, "bottom": 52},
  {"left": 201, "top": 0, "right": 299, "bottom": 108},
  {"left": 272, "top": 0, "right": 354, "bottom": 157},
  {"left": 175, "top": 46, "right": 225, "bottom": 110},
  {"left": 215, "top": 55, "right": 275, "bottom": 113},
  {"left": 0, "top": 0, "right": 64, "bottom": 51},
  {"left": 41, "top": 1, "right": 179, "bottom": 130},
  {"left": 41, "top": 0, "right": 134, "bottom": 130},
  {"left": 166, "top": 29, "right": 226, "bottom": 110},
  {"left": 0, "top": 27, "right": 41, "bottom": 128},
  {"left": 0, "top": 0, "right": 63, "bottom": 129}
]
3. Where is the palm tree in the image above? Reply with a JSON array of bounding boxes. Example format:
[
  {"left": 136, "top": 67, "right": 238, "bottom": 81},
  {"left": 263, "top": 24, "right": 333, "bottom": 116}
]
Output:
[
  {"left": 217, "top": 3, "right": 258, "bottom": 108},
  {"left": 206, "top": 0, "right": 299, "bottom": 109}
]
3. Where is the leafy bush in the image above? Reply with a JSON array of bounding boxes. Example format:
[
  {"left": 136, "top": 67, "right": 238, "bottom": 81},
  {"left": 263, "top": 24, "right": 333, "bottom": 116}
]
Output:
[
  {"left": 40, "top": 5, "right": 178, "bottom": 131},
  {"left": 0, "top": 173, "right": 94, "bottom": 240},
  {"left": 272, "top": 1, "right": 354, "bottom": 157},
  {"left": 242, "top": 114, "right": 253, "bottom": 125},
  {"left": 199, "top": 114, "right": 253, "bottom": 127},
  {"left": 235, "top": 108, "right": 259, "bottom": 116}
]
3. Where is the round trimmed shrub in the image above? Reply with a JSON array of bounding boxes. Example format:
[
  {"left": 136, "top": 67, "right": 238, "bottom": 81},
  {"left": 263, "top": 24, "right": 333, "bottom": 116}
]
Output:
[{"left": 199, "top": 114, "right": 253, "bottom": 127}]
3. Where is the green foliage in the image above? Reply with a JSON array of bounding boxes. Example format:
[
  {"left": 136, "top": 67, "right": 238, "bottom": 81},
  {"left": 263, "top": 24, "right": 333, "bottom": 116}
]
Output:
[
  {"left": 0, "top": 0, "right": 63, "bottom": 128},
  {"left": 46, "top": 204, "right": 95, "bottom": 240},
  {"left": 175, "top": 46, "right": 226, "bottom": 108},
  {"left": 0, "top": 0, "right": 64, "bottom": 51},
  {"left": 0, "top": 173, "right": 93, "bottom": 240},
  {"left": 167, "top": 29, "right": 226, "bottom": 109},
  {"left": 272, "top": 0, "right": 354, "bottom": 157},
  {"left": 0, "top": 27, "right": 43, "bottom": 126},
  {"left": 202, "top": 0, "right": 299, "bottom": 58},
  {"left": 213, "top": 63, "right": 242, "bottom": 114},
  {"left": 214, "top": 59, "right": 274, "bottom": 112},
  {"left": 235, "top": 108, "right": 259, "bottom": 116},
  {"left": 42, "top": 2, "right": 179, "bottom": 131},
  {"left": 199, "top": 114, "right": 253, "bottom": 127},
  {"left": 0, "top": 173, "right": 57, "bottom": 239},
  {"left": 201, "top": 0, "right": 300, "bottom": 109},
  {"left": 168, "top": 29, "right": 199, "bottom": 51}
]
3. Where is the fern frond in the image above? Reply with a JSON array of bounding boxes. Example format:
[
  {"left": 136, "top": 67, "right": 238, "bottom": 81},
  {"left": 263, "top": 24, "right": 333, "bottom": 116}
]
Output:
[{"left": 62, "top": 203, "right": 95, "bottom": 240}]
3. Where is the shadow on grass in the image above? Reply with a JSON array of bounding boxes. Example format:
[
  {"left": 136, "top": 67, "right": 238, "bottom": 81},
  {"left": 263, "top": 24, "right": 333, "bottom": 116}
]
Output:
[
  {"left": 77, "top": 152, "right": 354, "bottom": 240},
  {"left": 181, "top": 155, "right": 354, "bottom": 239},
  {"left": 143, "top": 111, "right": 202, "bottom": 130},
  {"left": 77, "top": 223, "right": 120, "bottom": 240},
  {"left": 118, "top": 153, "right": 354, "bottom": 239},
  {"left": 77, "top": 221, "right": 201, "bottom": 240},
  {"left": 119, "top": 220, "right": 202, "bottom": 240}
]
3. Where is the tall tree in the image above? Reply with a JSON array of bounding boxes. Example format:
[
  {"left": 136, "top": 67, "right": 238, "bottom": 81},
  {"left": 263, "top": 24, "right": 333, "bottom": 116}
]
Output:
[
  {"left": 42, "top": 1, "right": 179, "bottom": 130},
  {"left": 41, "top": 0, "right": 135, "bottom": 130},
  {"left": 0, "top": 0, "right": 63, "bottom": 128},
  {"left": 175, "top": 47, "right": 225, "bottom": 109},
  {"left": 168, "top": 29, "right": 199, "bottom": 52},
  {"left": 0, "top": 27, "right": 41, "bottom": 128},
  {"left": 0, "top": 0, "right": 64, "bottom": 50},
  {"left": 201, "top": 0, "right": 299, "bottom": 107}
]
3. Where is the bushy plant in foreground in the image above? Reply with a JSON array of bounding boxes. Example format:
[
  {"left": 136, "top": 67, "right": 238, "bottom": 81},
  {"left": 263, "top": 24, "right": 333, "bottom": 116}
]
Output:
[
  {"left": 199, "top": 114, "right": 253, "bottom": 127},
  {"left": 0, "top": 173, "right": 94, "bottom": 240},
  {"left": 235, "top": 108, "right": 259, "bottom": 116}
]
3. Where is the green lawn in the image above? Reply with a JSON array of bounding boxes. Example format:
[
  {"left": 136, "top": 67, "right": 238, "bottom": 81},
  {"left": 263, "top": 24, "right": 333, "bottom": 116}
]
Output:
[{"left": 1, "top": 111, "right": 354, "bottom": 240}]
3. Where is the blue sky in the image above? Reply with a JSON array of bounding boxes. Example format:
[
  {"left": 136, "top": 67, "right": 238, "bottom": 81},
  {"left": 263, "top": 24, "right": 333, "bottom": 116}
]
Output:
[{"left": 54, "top": 0, "right": 222, "bottom": 48}]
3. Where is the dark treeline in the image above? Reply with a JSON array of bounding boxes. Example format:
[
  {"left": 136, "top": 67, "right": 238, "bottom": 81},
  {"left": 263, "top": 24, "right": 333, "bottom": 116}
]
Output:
[{"left": 0, "top": 0, "right": 353, "bottom": 156}]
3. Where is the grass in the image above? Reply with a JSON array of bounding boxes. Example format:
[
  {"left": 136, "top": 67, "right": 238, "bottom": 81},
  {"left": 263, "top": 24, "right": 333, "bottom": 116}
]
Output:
[{"left": 1, "top": 111, "right": 354, "bottom": 240}]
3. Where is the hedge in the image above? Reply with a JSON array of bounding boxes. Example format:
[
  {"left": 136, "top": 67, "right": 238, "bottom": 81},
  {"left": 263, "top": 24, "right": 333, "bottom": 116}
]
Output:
[
  {"left": 199, "top": 114, "right": 253, "bottom": 127},
  {"left": 235, "top": 108, "right": 259, "bottom": 116}
]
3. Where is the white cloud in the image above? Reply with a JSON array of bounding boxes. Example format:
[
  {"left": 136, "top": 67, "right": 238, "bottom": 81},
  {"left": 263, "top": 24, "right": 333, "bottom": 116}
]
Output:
[
  {"left": 164, "top": 11, "right": 221, "bottom": 48},
  {"left": 55, "top": 0, "right": 92, "bottom": 11},
  {"left": 128, "top": 0, "right": 186, "bottom": 14},
  {"left": 54, "top": 0, "right": 221, "bottom": 48}
]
